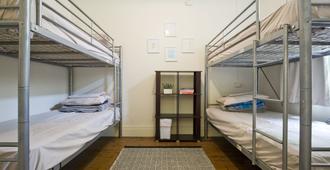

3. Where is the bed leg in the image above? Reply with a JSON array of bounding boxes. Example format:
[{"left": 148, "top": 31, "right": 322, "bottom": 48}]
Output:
[
  {"left": 18, "top": 0, "right": 31, "bottom": 169},
  {"left": 118, "top": 120, "right": 122, "bottom": 138},
  {"left": 298, "top": 0, "right": 312, "bottom": 169}
]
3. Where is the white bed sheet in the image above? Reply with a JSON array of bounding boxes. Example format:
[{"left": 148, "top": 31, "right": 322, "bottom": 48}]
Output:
[
  {"left": 0, "top": 107, "right": 120, "bottom": 170},
  {"left": 0, "top": 0, "right": 119, "bottom": 62},
  {"left": 208, "top": 0, "right": 330, "bottom": 65},
  {"left": 207, "top": 107, "right": 330, "bottom": 170}
]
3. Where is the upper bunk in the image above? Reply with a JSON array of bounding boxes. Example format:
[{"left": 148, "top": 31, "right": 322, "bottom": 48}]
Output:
[
  {"left": 206, "top": 0, "right": 330, "bottom": 67},
  {"left": 0, "top": 0, "right": 119, "bottom": 67}
]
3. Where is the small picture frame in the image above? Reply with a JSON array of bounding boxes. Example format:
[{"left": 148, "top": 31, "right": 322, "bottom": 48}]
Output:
[
  {"left": 164, "top": 23, "right": 176, "bottom": 37},
  {"left": 181, "top": 38, "right": 194, "bottom": 53},
  {"left": 165, "top": 47, "right": 177, "bottom": 62},
  {"left": 147, "top": 39, "right": 160, "bottom": 54}
]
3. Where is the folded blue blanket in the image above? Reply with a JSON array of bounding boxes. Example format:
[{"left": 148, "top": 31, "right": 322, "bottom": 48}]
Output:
[{"left": 225, "top": 99, "right": 265, "bottom": 111}]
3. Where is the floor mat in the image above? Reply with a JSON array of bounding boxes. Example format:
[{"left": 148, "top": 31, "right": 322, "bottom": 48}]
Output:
[{"left": 110, "top": 147, "right": 215, "bottom": 170}]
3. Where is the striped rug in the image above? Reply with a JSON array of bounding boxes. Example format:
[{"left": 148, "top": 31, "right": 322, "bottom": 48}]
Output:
[{"left": 110, "top": 146, "right": 215, "bottom": 170}]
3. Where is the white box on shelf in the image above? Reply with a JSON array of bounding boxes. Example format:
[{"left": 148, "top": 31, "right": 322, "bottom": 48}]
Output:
[
  {"left": 163, "top": 89, "right": 173, "bottom": 94},
  {"left": 160, "top": 119, "right": 172, "bottom": 140}
]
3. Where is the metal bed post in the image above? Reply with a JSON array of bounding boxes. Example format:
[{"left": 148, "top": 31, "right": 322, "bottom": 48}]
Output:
[
  {"left": 118, "top": 46, "right": 122, "bottom": 138},
  {"left": 18, "top": 0, "right": 31, "bottom": 169},
  {"left": 204, "top": 45, "right": 209, "bottom": 140},
  {"left": 252, "top": 1, "right": 260, "bottom": 165},
  {"left": 36, "top": 0, "right": 42, "bottom": 26},
  {"left": 252, "top": 40, "right": 258, "bottom": 165},
  {"left": 68, "top": 67, "right": 74, "bottom": 96},
  {"left": 113, "top": 59, "right": 117, "bottom": 126},
  {"left": 255, "top": 0, "right": 260, "bottom": 40},
  {"left": 282, "top": 24, "right": 289, "bottom": 170},
  {"left": 298, "top": 0, "right": 312, "bottom": 169}
]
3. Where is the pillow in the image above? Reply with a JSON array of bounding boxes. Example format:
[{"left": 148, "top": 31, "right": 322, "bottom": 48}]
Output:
[
  {"left": 216, "top": 94, "right": 269, "bottom": 106},
  {"left": 225, "top": 100, "right": 266, "bottom": 112},
  {"left": 218, "top": 100, "right": 266, "bottom": 113}
]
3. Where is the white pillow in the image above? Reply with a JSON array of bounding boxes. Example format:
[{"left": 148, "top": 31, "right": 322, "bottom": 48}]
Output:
[{"left": 216, "top": 94, "right": 269, "bottom": 106}]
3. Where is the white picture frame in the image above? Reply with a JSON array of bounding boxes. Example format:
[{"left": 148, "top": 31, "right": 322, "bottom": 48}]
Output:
[
  {"left": 164, "top": 23, "right": 176, "bottom": 37},
  {"left": 147, "top": 39, "right": 160, "bottom": 54},
  {"left": 165, "top": 47, "right": 177, "bottom": 62},
  {"left": 181, "top": 38, "right": 194, "bottom": 53}
]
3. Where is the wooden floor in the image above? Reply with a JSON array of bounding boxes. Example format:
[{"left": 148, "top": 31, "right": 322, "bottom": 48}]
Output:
[{"left": 63, "top": 137, "right": 260, "bottom": 170}]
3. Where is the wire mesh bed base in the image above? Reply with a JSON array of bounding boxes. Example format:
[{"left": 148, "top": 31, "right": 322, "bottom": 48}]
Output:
[
  {"left": 0, "top": 23, "right": 118, "bottom": 67},
  {"left": 208, "top": 23, "right": 330, "bottom": 68}
]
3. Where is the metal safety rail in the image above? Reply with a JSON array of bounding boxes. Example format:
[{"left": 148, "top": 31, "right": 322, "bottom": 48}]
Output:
[
  {"left": 204, "top": 0, "right": 330, "bottom": 170},
  {"left": 0, "top": 0, "right": 116, "bottom": 67},
  {"left": 206, "top": 0, "right": 260, "bottom": 62},
  {"left": 0, "top": 0, "right": 122, "bottom": 169}
]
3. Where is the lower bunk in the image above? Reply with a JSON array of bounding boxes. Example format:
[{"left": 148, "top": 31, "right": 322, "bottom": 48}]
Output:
[
  {"left": 207, "top": 107, "right": 330, "bottom": 170},
  {"left": 0, "top": 107, "right": 120, "bottom": 170}
]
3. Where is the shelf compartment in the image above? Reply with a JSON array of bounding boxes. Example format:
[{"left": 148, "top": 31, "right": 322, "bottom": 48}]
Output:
[{"left": 158, "top": 134, "right": 197, "bottom": 142}]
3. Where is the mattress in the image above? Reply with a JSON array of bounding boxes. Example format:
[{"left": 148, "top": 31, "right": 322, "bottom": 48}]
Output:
[
  {"left": 207, "top": 107, "right": 330, "bottom": 170},
  {"left": 0, "top": 107, "right": 120, "bottom": 170},
  {"left": 0, "top": 0, "right": 119, "bottom": 62},
  {"left": 208, "top": 0, "right": 330, "bottom": 65}
]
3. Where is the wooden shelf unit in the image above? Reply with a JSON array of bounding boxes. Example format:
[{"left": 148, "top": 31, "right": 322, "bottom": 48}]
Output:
[{"left": 155, "top": 71, "right": 201, "bottom": 142}]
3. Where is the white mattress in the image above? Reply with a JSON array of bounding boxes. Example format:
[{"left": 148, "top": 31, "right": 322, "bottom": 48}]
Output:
[
  {"left": 0, "top": 107, "right": 120, "bottom": 170},
  {"left": 207, "top": 107, "right": 330, "bottom": 170},
  {"left": 208, "top": 0, "right": 330, "bottom": 65},
  {"left": 0, "top": 0, "right": 119, "bottom": 62}
]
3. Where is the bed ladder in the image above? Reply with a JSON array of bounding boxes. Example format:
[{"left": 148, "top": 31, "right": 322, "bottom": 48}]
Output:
[{"left": 252, "top": 25, "right": 290, "bottom": 170}]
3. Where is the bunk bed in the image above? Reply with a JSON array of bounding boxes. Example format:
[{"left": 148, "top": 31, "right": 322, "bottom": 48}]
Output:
[
  {"left": 204, "top": 0, "right": 330, "bottom": 169},
  {"left": 0, "top": 0, "right": 123, "bottom": 169}
]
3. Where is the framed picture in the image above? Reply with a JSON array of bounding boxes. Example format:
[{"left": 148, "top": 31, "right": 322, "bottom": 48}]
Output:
[
  {"left": 164, "top": 23, "right": 176, "bottom": 37},
  {"left": 181, "top": 38, "right": 194, "bottom": 53},
  {"left": 165, "top": 47, "right": 177, "bottom": 62},
  {"left": 147, "top": 39, "right": 160, "bottom": 54}
]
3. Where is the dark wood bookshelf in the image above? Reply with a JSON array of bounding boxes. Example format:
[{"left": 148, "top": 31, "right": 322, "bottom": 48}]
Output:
[{"left": 155, "top": 71, "right": 201, "bottom": 142}]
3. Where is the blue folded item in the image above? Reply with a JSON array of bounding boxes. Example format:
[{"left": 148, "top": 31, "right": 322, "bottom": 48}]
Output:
[{"left": 225, "top": 99, "right": 265, "bottom": 111}]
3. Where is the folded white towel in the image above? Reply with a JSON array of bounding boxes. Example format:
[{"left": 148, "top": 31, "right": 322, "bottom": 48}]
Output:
[
  {"left": 61, "top": 95, "right": 111, "bottom": 106},
  {"left": 68, "top": 92, "right": 106, "bottom": 99}
]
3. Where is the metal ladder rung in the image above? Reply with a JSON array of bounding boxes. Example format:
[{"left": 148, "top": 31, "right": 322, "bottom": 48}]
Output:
[
  {"left": 255, "top": 129, "right": 283, "bottom": 144},
  {"left": 311, "top": 163, "right": 330, "bottom": 167},
  {"left": 255, "top": 97, "right": 282, "bottom": 103},
  {"left": 0, "top": 142, "right": 18, "bottom": 147},
  {"left": 312, "top": 147, "right": 330, "bottom": 152},
  {"left": 0, "top": 6, "right": 19, "bottom": 9},
  {"left": 0, "top": 158, "right": 17, "bottom": 162}
]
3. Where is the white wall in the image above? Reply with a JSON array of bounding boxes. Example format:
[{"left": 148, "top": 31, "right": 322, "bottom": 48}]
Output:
[
  {"left": 0, "top": 57, "right": 67, "bottom": 122},
  {"left": 73, "top": 68, "right": 114, "bottom": 96},
  {"left": 71, "top": 0, "right": 294, "bottom": 137}
]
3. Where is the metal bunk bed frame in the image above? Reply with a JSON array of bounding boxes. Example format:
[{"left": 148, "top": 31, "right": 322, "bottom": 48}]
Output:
[
  {"left": 204, "top": 0, "right": 330, "bottom": 169},
  {"left": 0, "top": 0, "right": 123, "bottom": 169}
]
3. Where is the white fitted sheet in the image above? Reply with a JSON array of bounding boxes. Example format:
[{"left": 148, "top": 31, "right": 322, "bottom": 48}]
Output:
[
  {"left": 207, "top": 107, "right": 330, "bottom": 170},
  {"left": 0, "top": 107, "right": 120, "bottom": 170},
  {"left": 208, "top": 0, "right": 330, "bottom": 65},
  {"left": 0, "top": 0, "right": 119, "bottom": 62}
]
